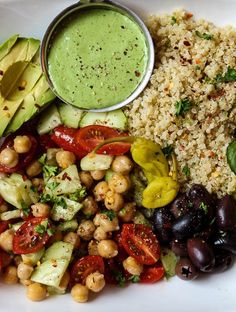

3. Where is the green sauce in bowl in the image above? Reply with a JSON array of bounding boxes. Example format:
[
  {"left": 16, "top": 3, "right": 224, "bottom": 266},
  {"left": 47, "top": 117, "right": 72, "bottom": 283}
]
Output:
[{"left": 47, "top": 8, "right": 149, "bottom": 110}]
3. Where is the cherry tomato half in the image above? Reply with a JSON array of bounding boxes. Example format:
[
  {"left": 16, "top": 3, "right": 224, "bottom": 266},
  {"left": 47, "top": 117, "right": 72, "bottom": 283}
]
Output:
[
  {"left": 51, "top": 126, "right": 87, "bottom": 159},
  {"left": 0, "top": 249, "right": 12, "bottom": 270},
  {"left": 0, "top": 134, "right": 38, "bottom": 173},
  {"left": 13, "top": 217, "right": 50, "bottom": 254},
  {"left": 75, "top": 125, "right": 131, "bottom": 155},
  {"left": 39, "top": 134, "right": 58, "bottom": 151},
  {"left": 70, "top": 255, "right": 105, "bottom": 286},
  {"left": 0, "top": 221, "right": 9, "bottom": 234},
  {"left": 140, "top": 264, "right": 165, "bottom": 283},
  {"left": 121, "top": 224, "right": 160, "bottom": 265}
]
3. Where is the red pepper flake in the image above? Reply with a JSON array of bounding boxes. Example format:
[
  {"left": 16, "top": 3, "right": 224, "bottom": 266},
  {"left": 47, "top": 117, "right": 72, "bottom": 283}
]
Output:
[
  {"left": 183, "top": 40, "right": 191, "bottom": 47},
  {"left": 3, "top": 106, "right": 8, "bottom": 111},
  {"left": 62, "top": 172, "right": 71, "bottom": 181},
  {"left": 207, "top": 88, "right": 226, "bottom": 100},
  {"left": 0, "top": 70, "right": 4, "bottom": 76},
  {"left": 185, "top": 12, "right": 193, "bottom": 19},
  {"left": 209, "top": 151, "right": 215, "bottom": 158}
]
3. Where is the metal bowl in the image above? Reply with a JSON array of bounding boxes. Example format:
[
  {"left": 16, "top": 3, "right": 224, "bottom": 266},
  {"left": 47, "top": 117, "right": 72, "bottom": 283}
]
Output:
[{"left": 40, "top": 0, "right": 155, "bottom": 112}]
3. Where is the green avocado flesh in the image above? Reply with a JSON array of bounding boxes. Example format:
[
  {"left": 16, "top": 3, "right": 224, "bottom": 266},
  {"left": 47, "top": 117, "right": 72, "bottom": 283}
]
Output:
[
  {"left": 48, "top": 8, "right": 148, "bottom": 109},
  {"left": 0, "top": 36, "right": 56, "bottom": 136}
]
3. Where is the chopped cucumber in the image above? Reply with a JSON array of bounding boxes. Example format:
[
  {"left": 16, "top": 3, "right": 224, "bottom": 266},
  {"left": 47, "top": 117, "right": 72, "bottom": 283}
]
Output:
[
  {"left": 105, "top": 169, "right": 115, "bottom": 182},
  {"left": 45, "top": 165, "right": 81, "bottom": 196},
  {"left": 11, "top": 221, "right": 23, "bottom": 232},
  {"left": 58, "top": 102, "right": 83, "bottom": 128},
  {"left": 31, "top": 242, "right": 73, "bottom": 287},
  {"left": 52, "top": 197, "right": 82, "bottom": 221},
  {"left": 0, "top": 210, "right": 21, "bottom": 221},
  {"left": 22, "top": 248, "right": 45, "bottom": 266},
  {"left": 133, "top": 211, "right": 151, "bottom": 227},
  {"left": 161, "top": 248, "right": 178, "bottom": 278},
  {"left": 80, "top": 153, "right": 113, "bottom": 171},
  {"left": 46, "top": 148, "right": 61, "bottom": 166},
  {"left": 57, "top": 219, "right": 78, "bottom": 232},
  {"left": 37, "top": 104, "right": 62, "bottom": 135},
  {"left": 80, "top": 109, "right": 127, "bottom": 130}
]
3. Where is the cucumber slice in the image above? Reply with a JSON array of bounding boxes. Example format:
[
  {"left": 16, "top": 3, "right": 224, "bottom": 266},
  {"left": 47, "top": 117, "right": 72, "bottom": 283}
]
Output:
[
  {"left": 80, "top": 153, "right": 113, "bottom": 171},
  {"left": 37, "top": 104, "right": 62, "bottom": 135},
  {"left": 79, "top": 109, "right": 127, "bottom": 130},
  {"left": 42, "top": 241, "right": 73, "bottom": 262},
  {"left": 0, "top": 210, "right": 21, "bottom": 221},
  {"left": 51, "top": 197, "right": 82, "bottom": 221},
  {"left": 22, "top": 248, "right": 45, "bottom": 266},
  {"left": 105, "top": 169, "right": 115, "bottom": 182},
  {"left": 58, "top": 102, "right": 83, "bottom": 128},
  {"left": 11, "top": 221, "right": 24, "bottom": 232},
  {"left": 57, "top": 219, "right": 78, "bottom": 232}
]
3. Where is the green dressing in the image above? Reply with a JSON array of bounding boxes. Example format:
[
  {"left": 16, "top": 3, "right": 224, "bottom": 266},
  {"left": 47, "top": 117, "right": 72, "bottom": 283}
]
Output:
[{"left": 47, "top": 8, "right": 148, "bottom": 109}]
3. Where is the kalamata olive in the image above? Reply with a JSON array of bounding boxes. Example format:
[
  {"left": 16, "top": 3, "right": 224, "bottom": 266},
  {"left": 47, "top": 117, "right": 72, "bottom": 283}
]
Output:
[
  {"left": 188, "top": 184, "right": 214, "bottom": 219},
  {"left": 175, "top": 258, "right": 199, "bottom": 280},
  {"left": 216, "top": 195, "right": 236, "bottom": 231},
  {"left": 213, "top": 232, "right": 236, "bottom": 254},
  {"left": 194, "top": 225, "right": 216, "bottom": 241},
  {"left": 170, "top": 193, "right": 190, "bottom": 218},
  {"left": 153, "top": 207, "right": 174, "bottom": 243},
  {"left": 172, "top": 209, "right": 206, "bottom": 240},
  {"left": 187, "top": 238, "right": 215, "bottom": 272},
  {"left": 211, "top": 250, "right": 233, "bottom": 273},
  {"left": 170, "top": 239, "right": 188, "bottom": 257}
]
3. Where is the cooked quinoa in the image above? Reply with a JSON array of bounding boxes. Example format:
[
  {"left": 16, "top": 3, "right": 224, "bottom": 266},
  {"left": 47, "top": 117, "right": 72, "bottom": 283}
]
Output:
[{"left": 125, "top": 10, "right": 236, "bottom": 195}]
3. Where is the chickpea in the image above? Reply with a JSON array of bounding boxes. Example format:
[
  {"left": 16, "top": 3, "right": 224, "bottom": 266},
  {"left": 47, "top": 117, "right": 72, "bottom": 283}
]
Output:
[
  {"left": 108, "top": 173, "right": 131, "bottom": 194},
  {"left": 104, "top": 190, "right": 124, "bottom": 212},
  {"left": 90, "top": 170, "right": 106, "bottom": 181},
  {"left": 123, "top": 256, "right": 143, "bottom": 276},
  {"left": 20, "top": 279, "right": 33, "bottom": 286},
  {"left": 93, "top": 213, "right": 119, "bottom": 232},
  {"left": 0, "top": 202, "right": 8, "bottom": 213},
  {"left": 0, "top": 229, "right": 14, "bottom": 252},
  {"left": 71, "top": 284, "right": 89, "bottom": 303},
  {"left": 93, "top": 181, "right": 109, "bottom": 201},
  {"left": 97, "top": 240, "right": 118, "bottom": 258},
  {"left": 0, "top": 172, "right": 7, "bottom": 179},
  {"left": 0, "top": 148, "right": 19, "bottom": 168},
  {"left": 118, "top": 202, "right": 136, "bottom": 222},
  {"left": 48, "top": 229, "right": 63, "bottom": 244},
  {"left": 3, "top": 266, "right": 18, "bottom": 284},
  {"left": 31, "top": 203, "right": 50, "bottom": 218},
  {"left": 79, "top": 171, "right": 93, "bottom": 189},
  {"left": 14, "top": 255, "right": 22, "bottom": 266},
  {"left": 56, "top": 150, "right": 76, "bottom": 169},
  {"left": 17, "top": 262, "right": 34, "bottom": 280},
  {"left": 63, "top": 232, "right": 80, "bottom": 249},
  {"left": 88, "top": 240, "right": 99, "bottom": 255},
  {"left": 82, "top": 196, "right": 98, "bottom": 217},
  {"left": 85, "top": 272, "right": 105, "bottom": 293},
  {"left": 93, "top": 226, "right": 108, "bottom": 241},
  {"left": 32, "top": 178, "right": 44, "bottom": 187},
  {"left": 77, "top": 220, "right": 96, "bottom": 241},
  {"left": 13, "top": 135, "right": 32, "bottom": 154},
  {"left": 26, "top": 283, "right": 47, "bottom": 301},
  {"left": 59, "top": 271, "right": 70, "bottom": 290},
  {"left": 26, "top": 160, "right": 42, "bottom": 177},
  {"left": 111, "top": 155, "right": 133, "bottom": 175}
]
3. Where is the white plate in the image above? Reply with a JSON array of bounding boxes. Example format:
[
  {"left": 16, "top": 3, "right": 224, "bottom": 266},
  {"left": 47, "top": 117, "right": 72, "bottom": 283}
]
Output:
[{"left": 0, "top": 0, "right": 236, "bottom": 311}]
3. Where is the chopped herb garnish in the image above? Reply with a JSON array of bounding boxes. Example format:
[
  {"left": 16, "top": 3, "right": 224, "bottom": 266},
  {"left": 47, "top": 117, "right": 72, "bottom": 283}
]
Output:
[
  {"left": 113, "top": 271, "right": 126, "bottom": 287},
  {"left": 199, "top": 202, "right": 208, "bottom": 214},
  {"left": 40, "top": 193, "right": 54, "bottom": 203},
  {"left": 35, "top": 220, "right": 49, "bottom": 236},
  {"left": 171, "top": 16, "right": 177, "bottom": 25},
  {"left": 182, "top": 165, "right": 190, "bottom": 177},
  {"left": 69, "top": 187, "right": 87, "bottom": 202},
  {"left": 175, "top": 98, "right": 192, "bottom": 117},
  {"left": 129, "top": 275, "right": 140, "bottom": 283},
  {"left": 47, "top": 181, "right": 60, "bottom": 191},
  {"left": 43, "top": 165, "right": 58, "bottom": 179},
  {"left": 47, "top": 228, "right": 56, "bottom": 236},
  {"left": 162, "top": 145, "right": 173, "bottom": 157},
  {"left": 195, "top": 30, "right": 213, "bottom": 40},
  {"left": 195, "top": 65, "right": 201, "bottom": 71},
  {"left": 30, "top": 185, "right": 38, "bottom": 193},
  {"left": 215, "top": 67, "right": 236, "bottom": 84},
  {"left": 38, "top": 153, "right": 47, "bottom": 165},
  {"left": 21, "top": 202, "right": 30, "bottom": 217},
  {"left": 101, "top": 210, "right": 116, "bottom": 221},
  {"left": 56, "top": 197, "right": 67, "bottom": 209}
]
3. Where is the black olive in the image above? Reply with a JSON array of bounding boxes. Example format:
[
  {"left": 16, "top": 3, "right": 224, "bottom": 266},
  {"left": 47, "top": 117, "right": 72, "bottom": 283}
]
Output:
[
  {"left": 175, "top": 258, "right": 199, "bottom": 280},
  {"left": 211, "top": 250, "right": 233, "bottom": 273},
  {"left": 172, "top": 209, "right": 206, "bottom": 240},
  {"left": 194, "top": 225, "right": 216, "bottom": 241},
  {"left": 153, "top": 207, "right": 174, "bottom": 243},
  {"left": 170, "top": 193, "right": 190, "bottom": 218},
  {"left": 170, "top": 239, "right": 188, "bottom": 257},
  {"left": 188, "top": 184, "right": 215, "bottom": 219},
  {"left": 216, "top": 195, "right": 236, "bottom": 231},
  {"left": 213, "top": 232, "right": 236, "bottom": 254},
  {"left": 187, "top": 238, "right": 215, "bottom": 272}
]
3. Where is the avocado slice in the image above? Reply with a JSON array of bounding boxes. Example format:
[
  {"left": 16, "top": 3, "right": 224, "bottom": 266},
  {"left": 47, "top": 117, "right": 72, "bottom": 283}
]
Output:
[
  {"left": 0, "top": 34, "right": 19, "bottom": 61},
  {"left": 5, "top": 75, "right": 56, "bottom": 134}
]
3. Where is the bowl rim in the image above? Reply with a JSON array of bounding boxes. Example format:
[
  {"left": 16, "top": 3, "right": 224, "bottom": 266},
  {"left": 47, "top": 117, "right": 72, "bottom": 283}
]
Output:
[{"left": 40, "top": 0, "right": 155, "bottom": 112}]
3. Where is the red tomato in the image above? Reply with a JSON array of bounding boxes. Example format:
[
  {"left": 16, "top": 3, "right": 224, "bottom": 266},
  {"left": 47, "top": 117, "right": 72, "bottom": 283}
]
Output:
[
  {"left": 51, "top": 126, "right": 87, "bottom": 159},
  {"left": 75, "top": 125, "right": 131, "bottom": 155},
  {"left": 70, "top": 255, "right": 105, "bottom": 286},
  {"left": 0, "top": 134, "right": 38, "bottom": 173},
  {"left": 0, "top": 221, "right": 9, "bottom": 234},
  {"left": 0, "top": 249, "right": 11, "bottom": 270},
  {"left": 104, "top": 258, "right": 126, "bottom": 285},
  {"left": 121, "top": 224, "right": 160, "bottom": 265},
  {"left": 39, "top": 134, "right": 58, "bottom": 151},
  {"left": 13, "top": 217, "right": 50, "bottom": 254},
  {"left": 140, "top": 265, "right": 165, "bottom": 283}
]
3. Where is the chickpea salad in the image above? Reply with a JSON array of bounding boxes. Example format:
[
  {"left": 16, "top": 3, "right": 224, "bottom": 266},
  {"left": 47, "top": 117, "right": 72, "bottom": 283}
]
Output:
[{"left": 0, "top": 19, "right": 236, "bottom": 304}]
